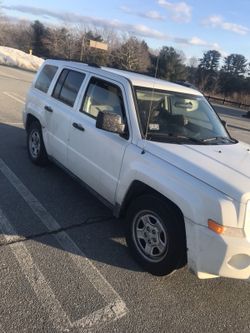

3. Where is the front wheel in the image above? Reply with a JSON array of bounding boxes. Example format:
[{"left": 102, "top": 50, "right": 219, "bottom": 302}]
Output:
[
  {"left": 126, "top": 195, "right": 186, "bottom": 276},
  {"left": 27, "top": 121, "right": 48, "bottom": 166}
]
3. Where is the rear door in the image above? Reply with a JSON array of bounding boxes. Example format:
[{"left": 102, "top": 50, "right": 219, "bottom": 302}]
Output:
[
  {"left": 67, "top": 76, "right": 131, "bottom": 204},
  {"left": 45, "top": 68, "right": 86, "bottom": 167},
  {"left": 27, "top": 63, "right": 58, "bottom": 156}
]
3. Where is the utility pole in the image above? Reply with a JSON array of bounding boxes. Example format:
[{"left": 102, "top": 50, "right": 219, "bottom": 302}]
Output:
[{"left": 80, "top": 35, "right": 85, "bottom": 62}]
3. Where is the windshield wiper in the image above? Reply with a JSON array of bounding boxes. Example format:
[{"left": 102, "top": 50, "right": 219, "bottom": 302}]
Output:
[
  {"left": 146, "top": 133, "right": 206, "bottom": 144},
  {"left": 201, "top": 136, "right": 236, "bottom": 143},
  {"left": 170, "top": 135, "right": 207, "bottom": 144}
]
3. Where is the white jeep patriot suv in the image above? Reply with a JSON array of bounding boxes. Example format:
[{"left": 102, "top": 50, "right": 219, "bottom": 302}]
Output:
[{"left": 23, "top": 59, "right": 250, "bottom": 280}]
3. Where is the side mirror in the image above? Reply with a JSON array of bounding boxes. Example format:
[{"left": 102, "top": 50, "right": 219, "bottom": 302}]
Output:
[{"left": 96, "top": 111, "right": 125, "bottom": 134}]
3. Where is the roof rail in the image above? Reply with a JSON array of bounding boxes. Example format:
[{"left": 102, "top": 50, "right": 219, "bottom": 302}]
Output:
[
  {"left": 46, "top": 57, "right": 101, "bottom": 68},
  {"left": 87, "top": 63, "right": 101, "bottom": 68}
]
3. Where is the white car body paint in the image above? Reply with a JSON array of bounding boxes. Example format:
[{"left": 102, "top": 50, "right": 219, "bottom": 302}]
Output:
[{"left": 23, "top": 59, "right": 250, "bottom": 281}]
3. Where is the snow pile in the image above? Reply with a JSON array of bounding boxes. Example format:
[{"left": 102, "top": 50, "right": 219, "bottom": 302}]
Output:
[{"left": 0, "top": 46, "right": 44, "bottom": 71}]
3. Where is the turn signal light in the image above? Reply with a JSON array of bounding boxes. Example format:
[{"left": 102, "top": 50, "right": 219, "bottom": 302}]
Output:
[{"left": 208, "top": 219, "right": 225, "bottom": 234}]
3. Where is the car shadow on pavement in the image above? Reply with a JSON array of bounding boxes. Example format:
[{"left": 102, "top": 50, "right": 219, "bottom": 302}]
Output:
[{"left": 0, "top": 122, "right": 143, "bottom": 273}]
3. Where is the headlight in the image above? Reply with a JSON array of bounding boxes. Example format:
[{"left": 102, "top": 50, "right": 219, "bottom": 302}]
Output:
[{"left": 245, "top": 201, "right": 250, "bottom": 225}]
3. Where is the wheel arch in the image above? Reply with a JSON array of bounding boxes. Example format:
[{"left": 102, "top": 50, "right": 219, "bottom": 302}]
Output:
[
  {"left": 123, "top": 181, "right": 188, "bottom": 274},
  {"left": 118, "top": 180, "right": 185, "bottom": 225},
  {"left": 25, "top": 113, "right": 41, "bottom": 132}
]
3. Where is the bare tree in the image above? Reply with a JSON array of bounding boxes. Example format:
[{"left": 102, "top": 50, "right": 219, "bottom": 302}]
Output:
[
  {"left": 0, "top": 15, "right": 13, "bottom": 46},
  {"left": 189, "top": 56, "right": 198, "bottom": 68},
  {"left": 43, "top": 27, "right": 75, "bottom": 59},
  {"left": 111, "top": 36, "right": 150, "bottom": 72},
  {"left": 10, "top": 20, "right": 33, "bottom": 52}
]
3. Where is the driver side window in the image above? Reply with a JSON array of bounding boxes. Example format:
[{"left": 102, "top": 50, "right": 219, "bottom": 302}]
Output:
[{"left": 80, "top": 77, "right": 125, "bottom": 120}]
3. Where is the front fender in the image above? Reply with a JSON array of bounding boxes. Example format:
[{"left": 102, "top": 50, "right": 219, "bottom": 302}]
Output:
[{"left": 116, "top": 145, "right": 239, "bottom": 228}]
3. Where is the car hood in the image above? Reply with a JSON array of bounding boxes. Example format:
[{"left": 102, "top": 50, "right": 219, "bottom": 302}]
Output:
[{"left": 143, "top": 140, "right": 250, "bottom": 202}]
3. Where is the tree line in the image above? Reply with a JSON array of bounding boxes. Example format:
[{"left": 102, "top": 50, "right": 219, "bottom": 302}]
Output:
[
  {"left": 1, "top": 17, "right": 250, "bottom": 102},
  {"left": 196, "top": 50, "right": 250, "bottom": 101}
]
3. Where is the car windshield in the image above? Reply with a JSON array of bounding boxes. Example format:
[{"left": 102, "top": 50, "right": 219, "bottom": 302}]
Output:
[{"left": 135, "top": 87, "right": 236, "bottom": 145}]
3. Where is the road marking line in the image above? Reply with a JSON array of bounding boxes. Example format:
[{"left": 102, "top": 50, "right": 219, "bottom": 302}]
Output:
[
  {"left": 12, "top": 91, "right": 26, "bottom": 101},
  {"left": 0, "top": 208, "right": 71, "bottom": 332},
  {"left": 0, "top": 70, "right": 19, "bottom": 79},
  {"left": 3, "top": 91, "right": 25, "bottom": 104},
  {"left": 0, "top": 159, "right": 128, "bottom": 331},
  {"left": 0, "top": 122, "right": 23, "bottom": 126}
]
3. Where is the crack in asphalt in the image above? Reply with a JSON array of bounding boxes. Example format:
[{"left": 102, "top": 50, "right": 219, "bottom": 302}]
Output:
[{"left": 0, "top": 215, "right": 113, "bottom": 247}]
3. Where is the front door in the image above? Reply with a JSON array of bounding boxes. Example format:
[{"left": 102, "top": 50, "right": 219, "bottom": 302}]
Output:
[{"left": 67, "top": 76, "right": 130, "bottom": 204}]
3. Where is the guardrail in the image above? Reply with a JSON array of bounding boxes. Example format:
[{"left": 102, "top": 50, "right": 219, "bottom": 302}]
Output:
[{"left": 205, "top": 95, "right": 250, "bottom": 110}]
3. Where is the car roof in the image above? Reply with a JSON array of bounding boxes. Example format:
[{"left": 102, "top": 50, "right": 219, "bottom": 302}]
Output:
[
  {"left": 45, "top": 59, "right": 202, "bottom": 96},
  {"left": 103, "top": 67, "right": 202, "bottom": 96}
]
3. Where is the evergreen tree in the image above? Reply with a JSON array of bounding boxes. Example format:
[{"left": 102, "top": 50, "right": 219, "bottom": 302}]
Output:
[
  {"left": 222, "top": 54, "right": 248, "bottom": 76},
  {"left": 157, "top": 46, "right": 187, "bottom": 81},
  {"left": 31, "top": 20, "right": 49, "bottom": 58},
  {"left": 197, "top": 50, "right": 221, "bottom": 92}
]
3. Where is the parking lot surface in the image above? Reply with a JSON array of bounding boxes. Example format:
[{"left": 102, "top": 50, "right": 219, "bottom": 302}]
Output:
[{"left": 0, "top": 65, "right": 250, "bottom": 333}]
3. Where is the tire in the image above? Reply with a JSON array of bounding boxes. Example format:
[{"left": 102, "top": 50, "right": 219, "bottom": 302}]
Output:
[
  {"left": 126, "top": 195, "right": 186, "bottom": 276},
  {"left": 27, "top": 121, "right": 48, "bottom": 166}
]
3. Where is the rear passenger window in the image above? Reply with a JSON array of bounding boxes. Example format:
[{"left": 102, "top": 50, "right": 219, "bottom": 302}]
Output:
[
  {"left": 52, "top": 69, "right": 85, "bottom": 107},
  {"left": 35, "top": 65, "right": 58, "bottom": 93}
]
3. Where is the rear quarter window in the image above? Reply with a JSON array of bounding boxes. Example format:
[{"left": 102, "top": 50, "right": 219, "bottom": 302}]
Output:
[{"left": 34, "top": 64, "right": 58, "bottom": 93}]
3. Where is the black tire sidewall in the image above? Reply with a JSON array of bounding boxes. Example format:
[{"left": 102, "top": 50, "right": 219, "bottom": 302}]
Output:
[{"left": 126, "top": 195, "right": 186, "bottom": 276}]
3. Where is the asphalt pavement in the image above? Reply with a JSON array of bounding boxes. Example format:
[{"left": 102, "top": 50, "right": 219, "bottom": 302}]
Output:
[
  {"left": 213, "top": 104, "right": 250, "bottom": 144},
  {"left": 0, "top": 65, "right": 250, "bottom": 333}
]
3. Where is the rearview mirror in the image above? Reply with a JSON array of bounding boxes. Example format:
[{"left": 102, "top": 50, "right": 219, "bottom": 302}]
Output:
[{"left": 96, "top": 111, "right": 125, "bottom": 134}]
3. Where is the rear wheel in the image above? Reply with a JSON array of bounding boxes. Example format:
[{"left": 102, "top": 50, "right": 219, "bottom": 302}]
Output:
[
  {"left": 27, "top": 121, "right": 48, "bottom": 166},
  {"left": 126, "top": 195, "right": 186, "bottom": 276}
]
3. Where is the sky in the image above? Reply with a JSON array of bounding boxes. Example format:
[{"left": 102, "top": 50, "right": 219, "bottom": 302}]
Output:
[{"left": 1, "top": 0, "right": 250, "bottom": 62}]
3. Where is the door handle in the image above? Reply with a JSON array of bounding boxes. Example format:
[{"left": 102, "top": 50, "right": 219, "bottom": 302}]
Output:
[
  {"left": 72, "top": 122, "right": 85, "bottom": 131},
  {"left": 44, "top": 105, "right": 53, "bottom": 113}
]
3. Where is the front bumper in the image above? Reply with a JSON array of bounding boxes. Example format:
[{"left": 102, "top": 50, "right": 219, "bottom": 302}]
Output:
[{"left": 185, "top": 218, "right": 250, "bottom": 280}]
